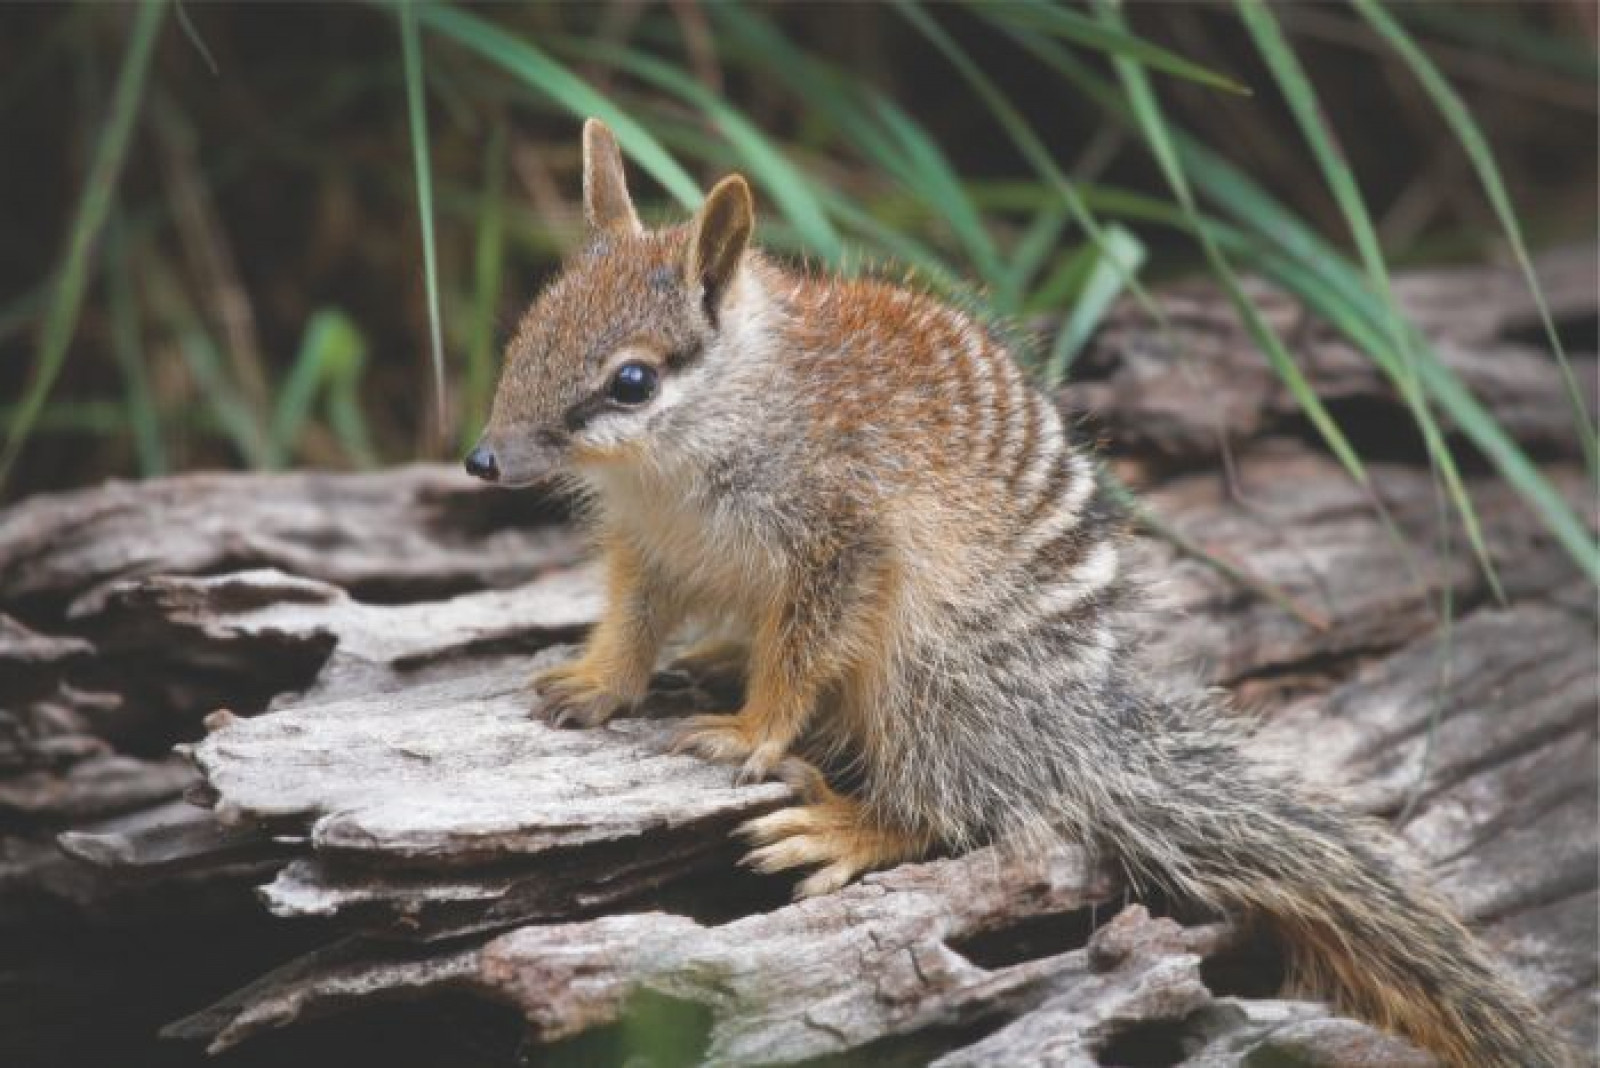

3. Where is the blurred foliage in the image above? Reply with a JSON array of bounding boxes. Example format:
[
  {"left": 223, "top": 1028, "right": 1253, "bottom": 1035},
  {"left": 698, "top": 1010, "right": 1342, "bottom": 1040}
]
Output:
[{"left": 0, "top": 1, "right": 1595, "bottom": 572}]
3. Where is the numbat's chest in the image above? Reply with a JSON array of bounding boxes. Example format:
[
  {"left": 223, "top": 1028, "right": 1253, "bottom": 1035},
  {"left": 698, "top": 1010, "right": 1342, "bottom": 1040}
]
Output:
[{"left": 591, "top": 464, "right": 786, "bottom": 614}]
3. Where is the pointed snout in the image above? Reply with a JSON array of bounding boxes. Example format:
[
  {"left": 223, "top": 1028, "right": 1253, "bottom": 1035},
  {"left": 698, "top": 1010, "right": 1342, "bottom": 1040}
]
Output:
[
  {"left": 463, "top": 443, "right": 499, "bottom": 482},
  {"left": 463, "top": 431, "right": 564, "bottom": 487}
]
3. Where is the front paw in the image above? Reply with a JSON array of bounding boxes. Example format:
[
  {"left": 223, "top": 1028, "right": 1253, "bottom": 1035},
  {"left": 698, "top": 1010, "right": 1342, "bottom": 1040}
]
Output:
[
  {"left": 529, "top": 663, "right": 631, "bottom": 729},
  {"left": 669, "top": 713, "right": 785, "bottom": 785}
]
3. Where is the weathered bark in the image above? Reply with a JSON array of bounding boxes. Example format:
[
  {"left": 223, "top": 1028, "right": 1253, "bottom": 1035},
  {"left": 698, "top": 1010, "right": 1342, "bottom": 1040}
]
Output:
[
  {"left": 0, "top": 613, "right": 92, "bottom": 706},
  {"left": 151, "top": 591, "right": 1595, "bottom": 1061},
  {"left": 1068, "top": 243, "right": 1598, "bottom": 465},
  {"left": 0, "top": 464, "right": 581, "bottom": 617},
  {"left": 1, "top": 252, "right": 1594, "bottom": 1067}
]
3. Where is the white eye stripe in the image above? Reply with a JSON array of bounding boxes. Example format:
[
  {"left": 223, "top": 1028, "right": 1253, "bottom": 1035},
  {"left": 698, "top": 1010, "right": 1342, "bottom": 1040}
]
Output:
[{"left": 576, "top": 372, "right": 690, "bottom": 450}]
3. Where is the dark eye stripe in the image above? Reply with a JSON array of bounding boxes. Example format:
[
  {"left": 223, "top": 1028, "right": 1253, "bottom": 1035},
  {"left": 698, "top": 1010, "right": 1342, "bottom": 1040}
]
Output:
[
  {"left": 561, "top": 341, "right": 702, "bottom": 433},
  {"left": 562, "top": 362, "right": 662, "bottom": 431},
  {"left": 562, "top": 392, "right": 610, "bottom": 433},
  {"left": 664, "top": 340, "right": 704, "bottom": 371}
]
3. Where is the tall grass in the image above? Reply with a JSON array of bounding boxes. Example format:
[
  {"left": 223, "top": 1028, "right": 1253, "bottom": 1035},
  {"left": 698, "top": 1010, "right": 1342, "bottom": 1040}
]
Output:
[
  {"left": 4, "top": 1, "right": 1595, "bottom": 586},
  {"left": 2, "top": 0, "right": 166, "bottom": 488},
  {"left": 400, "top": 0, "right": 446, "bottom": 436}
]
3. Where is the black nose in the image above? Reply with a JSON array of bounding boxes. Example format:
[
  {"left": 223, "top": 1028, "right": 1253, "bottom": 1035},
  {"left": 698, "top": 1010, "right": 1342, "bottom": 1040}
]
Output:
[{"left": 464, "top": 444, "right": 499, "bottom": 482}]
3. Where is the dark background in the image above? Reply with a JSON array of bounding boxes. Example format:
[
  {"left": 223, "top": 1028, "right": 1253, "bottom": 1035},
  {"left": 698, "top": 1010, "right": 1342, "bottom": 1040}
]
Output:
[{"left": 1, "top": 1, "right": 1595, "bottom": 504}]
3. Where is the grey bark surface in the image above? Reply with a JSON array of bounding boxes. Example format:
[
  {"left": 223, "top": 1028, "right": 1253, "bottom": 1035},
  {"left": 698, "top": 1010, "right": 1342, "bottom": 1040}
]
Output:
[{"left": 1, "top": 252, "right": 1594, "bottom": 1067}]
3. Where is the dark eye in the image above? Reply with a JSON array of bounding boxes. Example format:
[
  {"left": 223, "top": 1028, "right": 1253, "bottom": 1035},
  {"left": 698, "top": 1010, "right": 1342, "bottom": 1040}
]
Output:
[{"left": 607, "top": 362, "right": 658, "bottom": 406}]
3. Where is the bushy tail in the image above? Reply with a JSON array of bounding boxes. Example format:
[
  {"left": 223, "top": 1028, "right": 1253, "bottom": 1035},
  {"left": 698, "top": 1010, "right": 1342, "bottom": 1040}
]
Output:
[{"left": 1098, "top": 731, "right": 1571, "bottom": 1066}]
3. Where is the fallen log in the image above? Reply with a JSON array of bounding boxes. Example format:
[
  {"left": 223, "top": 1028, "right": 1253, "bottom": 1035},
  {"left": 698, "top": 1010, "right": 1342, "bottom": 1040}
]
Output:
[{"left": 1, "top": 252, "right": 1594, "bottom": 1066}]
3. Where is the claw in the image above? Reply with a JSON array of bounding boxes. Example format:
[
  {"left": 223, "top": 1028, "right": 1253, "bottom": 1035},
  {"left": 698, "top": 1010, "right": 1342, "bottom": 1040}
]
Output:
[
  {"left": 771, "top": 756, "right": 832, "bottom": 803},
  {"left": 735, "top": 795, "right": 926, "bottom": 898},
  {"left": 547, "top": 689, "right": 627, "bottom": 729},
  {"left": 735, "top": 742, "right": 785, "bottom": 786},
  {"left": 669, "top": 713, "right": 756, "bottom": 763},
  {"left": 796, "top": 862, "right": 856, "bottom": 899},
  {"left": 529, "top": 661, "right": 628, "bottom": 728},
  {"left": 742, "top": 834, "right": 837, "bottom": 874},
  {"left": 738, "top": 806, "right": 814, "bottom": 843}
]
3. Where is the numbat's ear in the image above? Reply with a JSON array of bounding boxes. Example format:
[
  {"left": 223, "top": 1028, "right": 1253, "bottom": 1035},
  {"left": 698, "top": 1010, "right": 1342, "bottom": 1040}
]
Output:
[
  {"left": 686, "top": 175, "right": 754, "bottom": 324},
  {"left": 581, "top": 118, "right": 641, "bottom": 235}
]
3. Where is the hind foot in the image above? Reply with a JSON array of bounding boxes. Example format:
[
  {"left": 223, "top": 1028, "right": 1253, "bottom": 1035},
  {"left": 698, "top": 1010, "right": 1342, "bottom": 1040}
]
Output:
[{"left": 737, "top": 779, "right": 930, "bottom": 898}]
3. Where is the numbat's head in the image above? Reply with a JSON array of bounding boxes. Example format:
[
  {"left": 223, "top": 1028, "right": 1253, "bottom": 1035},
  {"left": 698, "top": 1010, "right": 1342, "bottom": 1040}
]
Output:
[{"left": 466, "top": 118, "right": 757, "bottom": 486}]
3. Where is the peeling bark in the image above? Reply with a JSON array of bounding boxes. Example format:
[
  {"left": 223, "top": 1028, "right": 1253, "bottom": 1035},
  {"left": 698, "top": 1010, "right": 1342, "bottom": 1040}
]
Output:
[{"left": 1, "top": 254, "right": 1594, "bottom": 1066}]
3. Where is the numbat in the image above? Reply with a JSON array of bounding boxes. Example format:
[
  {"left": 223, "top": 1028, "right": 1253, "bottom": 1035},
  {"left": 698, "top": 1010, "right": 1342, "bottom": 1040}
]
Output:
[{"left": 466, "top": 119, "right": 1571, "bottom": 1067}]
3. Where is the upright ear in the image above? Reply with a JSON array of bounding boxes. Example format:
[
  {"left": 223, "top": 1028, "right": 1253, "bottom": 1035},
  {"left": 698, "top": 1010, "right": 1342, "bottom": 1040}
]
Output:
[
  {"left": 582, "top": 118, "right": 642, "bottom": 234},
  {"left": 686, "top": 175, "right": 754, "bottom": 323}
]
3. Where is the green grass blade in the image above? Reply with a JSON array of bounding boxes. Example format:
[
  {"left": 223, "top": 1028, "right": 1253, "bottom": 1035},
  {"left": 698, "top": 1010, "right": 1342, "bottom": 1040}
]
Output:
[
  {"left": 0, "top": 402, "right": 130, "bottom": 436},
  {"left": 270, "top": 339, "right": 329, "bottom": 461},
  {"left": 565, "top": 40, "right": 842, "bottom": 263},
  {"left": 1056, "top": 169, "right": 1597, "bottom": 584},
  {"left": 708, "top": 5, "right": 889, "bottom": 162},
  {"left": 173, "top": 0, "right": 219, "bottom": 77},
  {"left": 269, "top": 310, "right": 355, "bottom": 457},
  {"left": 106, "top": 206, "right": 165, "bottom": 474},
  {"left": 893, "top": 1, "right": 1170, "bottom": 347},
  {"left": 814, "top": 188, "right": 964, "bottom": 292},
  {"left": 867, "top": 93, "right": 1003, "bottom": 282},
  {"left": 1089, "top": 0, "right": 1369, "bottom": 488},
  {"left": 1237, "top": 0, "right": 1502, "bottom": 600},
  {"left": 1022, "top": 240, "right": 1094, "bottom": 314},
  {"left": 980, "top": 8, "right": 1128, "bottom": 116},
  {"left": 1247, "top": 244, "right": 1600, "bottom": 584},
  {"left": 708, "top": 5, "right": 1003, "bottom": 281},
  {"left": 142, "top": 250, "right": 274, "bottom": 467},
  {"left": 1000, "top": 202, "right": 1070, "bottom": 312},
  {"left": 1237, "top": 1, "right": 1406, "bottom": 370},
  {"left": 415, "top": 2, "right": 701, "bottom": 209},
  {"left": 268, "top": 308, "right": 374, "bottom": 464},
  {"left": 635, "top": 115, "right": 963, "bottom": 287},
  {"left": 325, "top": 317, "right": 378, "bottom": 468},
  {"left": 1044, "top": 224, "right": 1145, "bottom": 385},
  {"left": 989, "top": 0, "right": 1249, "bottom": 95},
  {"left": 1406, "top": 329, "right": 1598, "bottom": 583},
  {"left": 400, "top": 1, "right": 446, "bottom": 438},
  {"left": 180, "top": 329, "right": 273, "bottom": 468},
  {"left": 981, "top": 13, "right": 1593, "bottom": 583},
  {"left": 1176, "top": 144, "right": 1597, "bottom": 583},
  {"left": 0, "top": 0, "right": 166, "bottom": 492},
  {"left": 1099, "top": 0, "right": 1467, "bottom": 593},
  {"left": 463, "top": 115, "right": 507, "bottom": 452},
  {"left": 1353, "top": 0, "right": 1596, "bottom": 477},
  {"left": 328, "top": 389, "right": 378, "bottom": 467}
]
